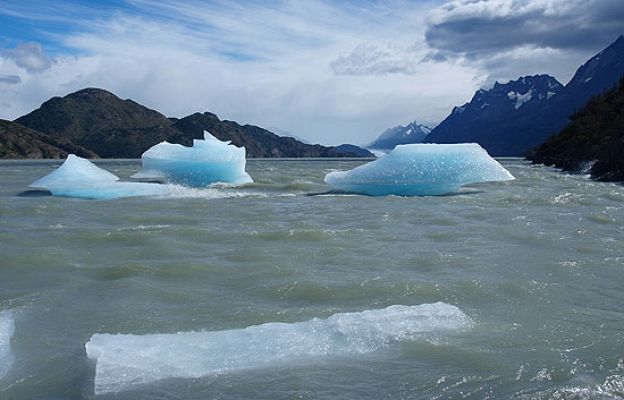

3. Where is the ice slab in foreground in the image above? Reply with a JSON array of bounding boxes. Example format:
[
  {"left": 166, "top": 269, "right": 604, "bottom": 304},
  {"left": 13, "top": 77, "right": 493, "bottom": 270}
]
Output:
[
  {"left": 86, "top": 302, "right": 471, "bottom": 394},
  {"left": 132, "top": 131, "right": 253, "bottom": 187},
  {"left": 0, "top": 310, "right": 15, "bottom": 380},
  {"left": 29, "top": 155, "right": 170, "bottom": 199},
  {"left": 324, "top": 143, "right": 514, "bottom": 196}
]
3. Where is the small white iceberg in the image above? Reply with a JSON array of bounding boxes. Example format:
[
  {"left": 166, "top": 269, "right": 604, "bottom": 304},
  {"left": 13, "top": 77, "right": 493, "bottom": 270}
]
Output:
[
  {"left": 29, "top": 155, "right": 170, "bottom": 200},
  {"left": 86, "top": 302, "right": 471, "bottom": 394},
  {"left": 324, "top": 143, "right": 514, "bottom": 196},
  {"left": 0, "top": 310, "right": 15, "bottom": 380},
  {"left": 132, "top": 131, "right": 253, "bottom": 187}
]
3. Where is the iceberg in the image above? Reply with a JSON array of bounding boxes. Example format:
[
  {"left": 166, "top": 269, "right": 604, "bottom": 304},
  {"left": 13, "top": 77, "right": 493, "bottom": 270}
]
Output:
[
  {"left": 0, "top": 310, "right": 15, "bottom": 380},
  {"left": 86, "top": 302, "right": 471, "bottom": 394},
  {"left": 132, "top": 131, "right": 253, "bottom": 187},
  {"left": 31, "top": 154, "right": 118, "bottom": 188},
  {"left": 29, "top": 155, "right": 170, "bottom": 200},
  {"left": 324, "top": 143, "right": 514, "bottom": 196}
]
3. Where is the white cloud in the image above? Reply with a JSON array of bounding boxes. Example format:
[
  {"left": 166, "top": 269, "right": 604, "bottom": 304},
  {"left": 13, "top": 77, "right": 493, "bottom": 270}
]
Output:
[
  {"left": 0, "top": 0, "right": 624, "bottom": 144},
  {"left": 3, "top": 42, "right": 53, "bottom": 73},
  {"left": 428, "top": 0, "right": 578, "bottom": 25},
  {"left": 7, "top": 0, "right": 616, "bottom": 145},
  {"left": 0, "top": 0, "right": 488, "bottom": 145},
  {"left": 330, "top": 43, "right": 423, "bottom": 76}
]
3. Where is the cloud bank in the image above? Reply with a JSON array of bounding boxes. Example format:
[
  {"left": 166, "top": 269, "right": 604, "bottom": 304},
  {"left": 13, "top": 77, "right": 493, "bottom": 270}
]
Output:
[{"left": 425, "top": 0, "right": 624, "bottom": 84}]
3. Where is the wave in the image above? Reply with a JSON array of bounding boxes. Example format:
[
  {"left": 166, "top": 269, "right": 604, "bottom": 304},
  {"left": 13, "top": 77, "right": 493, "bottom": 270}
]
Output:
[
  {"left": 160, "top": 184, "right": 263, "bottom": 199},
  {"left": 518, "top": 374, "right": 624, "bottom": 399},
  {"left": 157, "top": 183, "right": 298, "bottom": 199},
  {"left": 0, "top": 310, "right": 15, "bottom": 380},
  {"left": 86, "top": 302, "right": 471, "bottom": 394}
]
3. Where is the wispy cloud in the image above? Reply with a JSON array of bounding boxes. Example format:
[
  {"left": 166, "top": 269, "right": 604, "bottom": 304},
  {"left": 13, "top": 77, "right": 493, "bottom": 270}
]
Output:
[
  {"left": 0, "top": 74, "right": 20, "bottom": 84},
  {"left": 1, "top": 0, "right": 479, "bottom": 144},
  {"left": 330, "top": 44, "right": 423, "bottom": 76},
  {"left": 0, "top": 0, "right": 620, "bottom": 144}
]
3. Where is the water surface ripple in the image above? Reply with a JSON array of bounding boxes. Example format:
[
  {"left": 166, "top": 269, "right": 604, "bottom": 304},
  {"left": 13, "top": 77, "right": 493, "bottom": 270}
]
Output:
[{"left": 1, "top": 159, "right": 623, "bottom": 399}]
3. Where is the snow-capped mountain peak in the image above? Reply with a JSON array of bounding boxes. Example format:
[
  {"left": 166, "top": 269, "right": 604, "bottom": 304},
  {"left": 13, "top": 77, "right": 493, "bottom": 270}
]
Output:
[
  {"left": 424, "top": 35, "right": 624, "bottom": 156},
  {"left": 368, "top": 121, "right": 433, "bottom": 150},
  {"left": 450, "top": 75, "right": 564, "bottom": 119}
]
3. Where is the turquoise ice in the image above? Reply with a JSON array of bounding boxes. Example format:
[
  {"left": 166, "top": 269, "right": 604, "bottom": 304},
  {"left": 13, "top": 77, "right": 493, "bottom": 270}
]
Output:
[
  {"left": 29, "top": 155, "right": 170, "bottom": 199},
  {"left": 324, "top": 143, "right": 514, "bottom": 196},
  {"left": 132, "top": 131, "right": 253, "bottom": 187}
]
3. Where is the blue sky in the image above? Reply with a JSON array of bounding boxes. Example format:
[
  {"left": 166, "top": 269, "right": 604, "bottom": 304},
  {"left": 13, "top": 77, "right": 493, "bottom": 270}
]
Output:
[
  {"left": 1, "top": 0, "right": 622, "bottom": 145},
  {"left": 0, "top": 1, "right": 125, "bottom": 52}
]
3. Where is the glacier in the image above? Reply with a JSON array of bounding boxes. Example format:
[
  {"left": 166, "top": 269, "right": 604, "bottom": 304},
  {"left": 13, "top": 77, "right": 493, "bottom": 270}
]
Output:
[
  {"left": 132, "top": 131, "right": 253, "bottom": 187},
  {"left": 85, "top": 302, "right": 471, "bottom": 394},
  {"left": 29, "top": 155, "right": 170, "bottom": 200},
  {"left": 324, "top": 143, "right": 514, "bottom": 196},
  {"left": 0, "top": 310, "right": 15, "bottom": 380}
]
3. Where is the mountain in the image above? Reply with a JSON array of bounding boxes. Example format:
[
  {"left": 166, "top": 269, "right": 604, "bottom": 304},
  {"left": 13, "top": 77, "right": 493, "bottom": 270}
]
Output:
[
  {"left": 528, "top": 76, "right": 624, "bottom": 181},
  {"left": 425, "top": 74, "right": 564, "bottom": 154},
  {"left": 16, "top": 88, "right": 182, "bottom": 158},
  {"left": 425, "top": 35, "right": 624, "bottom": 156},
  {"left": 333, "top": 144, "right": 374, "bottom": 157},
  {"left": 266, "top": 127, "right": 310, "bottom": 144},
  {"left": 262, "top": 127, "right": 373, "bottom": 156},
  {"left": 170, "top": 112, "right": 372, "bottom": 157},
  {"left": 369, "top": 121, "right": 432, "bottom": 150},
  {"left": 0, "top": 119, "right": 97, "bottom": 159},
  {"left": 15, "top": 88, "right": 366, "bottom": 158},
  {"left": 560, "top": 35, "right": 624, "bottom": 110}
]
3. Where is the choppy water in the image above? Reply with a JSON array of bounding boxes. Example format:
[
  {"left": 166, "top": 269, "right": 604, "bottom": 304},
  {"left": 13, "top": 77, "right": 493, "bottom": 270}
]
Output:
[{"left": 1, "top": 158, "right": 623, "bottom": 399}]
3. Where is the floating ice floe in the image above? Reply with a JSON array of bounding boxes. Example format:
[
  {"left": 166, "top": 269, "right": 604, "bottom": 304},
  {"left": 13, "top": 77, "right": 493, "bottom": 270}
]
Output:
[
  {"left": 324, "top": 143, "right": 514, "bottom": 196},
  {"left": 132, "top": 131, "right": 253, "bottom": 187},
  {"left": 29, "top": 155, "right": 170, "bottom": 200},
  {"left": 0, "top": 310, "right": 15, "bottom": 380},
  {"left": 85, "top": 302, "right": 471, "bottom": 394}
]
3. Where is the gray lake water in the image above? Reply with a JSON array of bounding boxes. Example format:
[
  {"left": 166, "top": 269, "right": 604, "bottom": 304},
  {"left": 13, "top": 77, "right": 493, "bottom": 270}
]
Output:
[{"left": 1, "top": 158, "right": 623, "bottom": 399}]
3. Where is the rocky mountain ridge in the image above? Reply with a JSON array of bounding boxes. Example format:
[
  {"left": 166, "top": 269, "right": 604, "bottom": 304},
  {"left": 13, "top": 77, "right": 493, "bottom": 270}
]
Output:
[
  {"left": 424, "top": 35, "right": 624, "bottom": 156},
  {"left": 10, "top": 88, "right": 372, "bottom": 159}
]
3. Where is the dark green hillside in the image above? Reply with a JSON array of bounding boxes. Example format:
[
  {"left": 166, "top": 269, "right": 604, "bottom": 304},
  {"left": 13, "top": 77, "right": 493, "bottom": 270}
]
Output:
[
  {"left": 0, "top": 119, "right": 97, "bottom": 159},
  {"left": 16, "top": 88, "right": 182, "bottom": 158},
  {"left": 529, "top": 77, "right": 624, "bottom": 181},
  {"left": 171, "top": 112, "right": 369, "bottom": 158}
]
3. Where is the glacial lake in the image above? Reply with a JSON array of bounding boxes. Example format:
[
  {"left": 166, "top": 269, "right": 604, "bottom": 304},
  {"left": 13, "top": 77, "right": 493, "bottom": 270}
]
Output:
[{"left": 1, "top": 158, "right": 623, "bottom": 399}]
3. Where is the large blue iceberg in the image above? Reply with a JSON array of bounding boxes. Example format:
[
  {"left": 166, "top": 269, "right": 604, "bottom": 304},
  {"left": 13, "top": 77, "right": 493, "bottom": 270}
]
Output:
[
  {"left": 86, "top": 302, "right": 471, "bottom": 394},
  {"left": 132, "top": 131, "right": 252, "bottom": 187},
  {"left": 29, "top": 155, "right": 170, "bottom": 200},
  {"left": 324, "top": 143, "right": 514, "bottom": 196}
]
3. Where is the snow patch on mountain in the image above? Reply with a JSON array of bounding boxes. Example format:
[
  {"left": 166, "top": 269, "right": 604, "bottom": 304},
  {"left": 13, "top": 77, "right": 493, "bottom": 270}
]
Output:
[{"left": 507, "top": 89, "right": 533, "bottom": 110}]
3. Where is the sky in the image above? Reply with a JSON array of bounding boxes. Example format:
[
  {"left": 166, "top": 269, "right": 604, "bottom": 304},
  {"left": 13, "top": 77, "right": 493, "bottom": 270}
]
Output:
[{"left": 0, "top": 0, "right": 623, "bottom": 145}]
